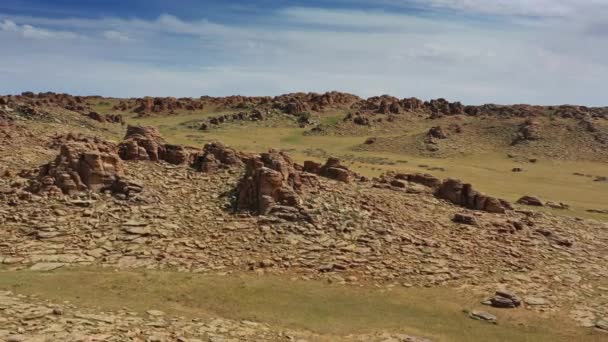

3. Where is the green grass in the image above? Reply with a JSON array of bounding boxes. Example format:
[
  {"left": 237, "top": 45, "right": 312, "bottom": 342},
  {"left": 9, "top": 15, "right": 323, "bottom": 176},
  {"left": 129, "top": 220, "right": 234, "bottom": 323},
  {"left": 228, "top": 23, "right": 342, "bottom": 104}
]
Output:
[
  {"left": 0, "top": 268, "right": 604, "bottom": 342},
  {"left": 322, "top": 115, "right": 341, "bottom": 126}
]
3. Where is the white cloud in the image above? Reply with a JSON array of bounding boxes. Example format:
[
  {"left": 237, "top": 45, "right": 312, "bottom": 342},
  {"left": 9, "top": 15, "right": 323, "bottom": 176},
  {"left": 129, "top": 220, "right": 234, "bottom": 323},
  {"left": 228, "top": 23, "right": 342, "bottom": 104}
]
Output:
[
  {"left": 409, "top": 0, "right": 608, "bottom": 17},
  {"left": 103, "top": 30, "right": 131, "bottom": 42},
  {"left": 0, "top": 6, "right": 607, "bottom": 106},
  {"left": 0, "top": 18, "right": 78, "bottom": 39},
  {"left": 0, "top": 19, "right": 18, "bottom": 31}
]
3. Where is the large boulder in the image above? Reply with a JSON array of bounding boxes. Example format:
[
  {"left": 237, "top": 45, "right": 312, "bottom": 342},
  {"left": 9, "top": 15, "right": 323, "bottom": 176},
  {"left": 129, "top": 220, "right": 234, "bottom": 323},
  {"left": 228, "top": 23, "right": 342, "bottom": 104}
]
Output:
[
  {"left": 517, "top": 195, "right": 544, "bottom": 206},
  {"left": 319, "top": 157, "right": 356, "bottom": 183},
  {"left": 236, "top": 150, "right": 318, "bottom": 215},
  {"left": 435, "top": 178, "right": 512, "bottom": 213},
  {"left": 27, "top": 141, "right": 141, "bottom": 197}
]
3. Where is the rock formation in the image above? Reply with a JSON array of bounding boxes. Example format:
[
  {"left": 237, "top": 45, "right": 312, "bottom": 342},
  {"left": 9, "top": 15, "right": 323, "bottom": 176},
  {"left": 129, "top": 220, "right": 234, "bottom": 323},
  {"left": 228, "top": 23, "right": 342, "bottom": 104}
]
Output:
[
  {"left": 517, "top": 196, "right": 544, "bottom": 206},
  {"left": 513, "top": 119, "right": 542, "bottom": 144},
  {"left": 435, "top": 178, "right": 512, "bottom": 213},
  {"left": 26, "top": 141, "right": 141, "bottom": 197},
  {"left": 191, "top": 142, "right": 251, "bottom": 173},
  {"left": 427, "top": 126, "right": 447, "bottom": 139},
  {"left": 87, "top": 111, "right": 124, "bottom": 124},
  {"left": 133, "top": 97, "right": 204, "bottom": 115},
  {"left": 236, "top": 150, "right": 318, "bottom": 215},
  {"left": 318, "top": 157, "right": 356, "bottom": 183},
  {"left": 198, "top": 110, "right": 266, "bottom": 130},
  {"left": 118, "top": 125, "right": 196, "bottom": 165}
]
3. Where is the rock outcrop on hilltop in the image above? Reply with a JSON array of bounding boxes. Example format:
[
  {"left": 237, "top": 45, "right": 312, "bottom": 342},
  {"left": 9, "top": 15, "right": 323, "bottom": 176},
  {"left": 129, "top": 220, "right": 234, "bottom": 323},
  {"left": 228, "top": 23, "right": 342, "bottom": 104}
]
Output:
[
  {"left": 356, "top": 95, "right": 424, "bottom": 114},
  {"left": 25, "top": 141, "right": 142, "bottom": 197},
  {"left": 273, "top": 91, "right": 362, "bottom": 114},
  {"left": 132, "top": 97, "right": 204, "bottom": 115},
  {"left": 236, "top": 150, "right": 318, "bottom": 215},
  {"left": 118, "top": 125, "right": 196, "bottom": 165}
]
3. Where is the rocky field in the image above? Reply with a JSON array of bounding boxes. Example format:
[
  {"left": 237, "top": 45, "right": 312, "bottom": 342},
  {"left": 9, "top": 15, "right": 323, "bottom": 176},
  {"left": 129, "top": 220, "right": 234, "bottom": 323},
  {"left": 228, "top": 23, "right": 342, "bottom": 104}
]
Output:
[{"left": 0, "top": 91, "right": 607, "bottom": 341}]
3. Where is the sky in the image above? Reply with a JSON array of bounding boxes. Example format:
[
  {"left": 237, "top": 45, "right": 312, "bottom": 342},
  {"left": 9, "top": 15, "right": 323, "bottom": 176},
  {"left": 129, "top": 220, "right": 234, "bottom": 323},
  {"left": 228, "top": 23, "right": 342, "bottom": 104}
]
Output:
[{"left": 0, "top": 0, "right": 607, "bottom": 105}]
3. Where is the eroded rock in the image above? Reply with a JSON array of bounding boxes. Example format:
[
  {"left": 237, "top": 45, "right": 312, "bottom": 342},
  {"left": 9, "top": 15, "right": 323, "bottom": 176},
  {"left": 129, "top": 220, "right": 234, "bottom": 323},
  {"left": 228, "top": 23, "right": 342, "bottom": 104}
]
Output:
[
  {"left": 236, "top": 150, "right": 317, "bottom": 215},
  {"left": 26, "top": 141, "right": 141, "bottom": 197},
  {"left": 435, "top": 179, "right": 512, "bottom": 213}
]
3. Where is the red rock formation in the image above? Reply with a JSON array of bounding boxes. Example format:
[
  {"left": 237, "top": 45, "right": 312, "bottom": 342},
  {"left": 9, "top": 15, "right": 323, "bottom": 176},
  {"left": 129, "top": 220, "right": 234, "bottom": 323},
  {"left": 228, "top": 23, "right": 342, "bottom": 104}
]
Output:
[
  {"left": 236, "top": 150, "right": 318, "bottom": 214},
  {"left": 26, "top": 141, "right": 141, "bottom": 197},
  {"left": 118, "top": 125, "right": 166, "bottom": 161}
]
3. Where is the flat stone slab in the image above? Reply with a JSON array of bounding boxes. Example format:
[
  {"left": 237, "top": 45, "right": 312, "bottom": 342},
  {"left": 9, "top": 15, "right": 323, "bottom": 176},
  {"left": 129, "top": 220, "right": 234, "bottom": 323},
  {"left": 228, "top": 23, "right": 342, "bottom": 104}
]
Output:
[{"left": 469, "top": 310, "right": 497, "bottom": 323}]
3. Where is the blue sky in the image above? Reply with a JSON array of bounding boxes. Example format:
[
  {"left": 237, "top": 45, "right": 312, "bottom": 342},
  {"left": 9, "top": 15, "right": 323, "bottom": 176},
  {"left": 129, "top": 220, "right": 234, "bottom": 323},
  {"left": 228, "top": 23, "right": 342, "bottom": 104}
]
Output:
[{"left": 1, "top": 0, "right": 607, "bottom": 105}]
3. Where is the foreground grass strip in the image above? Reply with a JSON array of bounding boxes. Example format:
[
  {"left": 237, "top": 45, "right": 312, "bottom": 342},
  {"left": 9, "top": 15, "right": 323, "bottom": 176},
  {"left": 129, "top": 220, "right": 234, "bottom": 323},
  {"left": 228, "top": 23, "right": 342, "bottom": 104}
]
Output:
[{"left": 0, "top": 268, "right": 604, "bottom": 342}]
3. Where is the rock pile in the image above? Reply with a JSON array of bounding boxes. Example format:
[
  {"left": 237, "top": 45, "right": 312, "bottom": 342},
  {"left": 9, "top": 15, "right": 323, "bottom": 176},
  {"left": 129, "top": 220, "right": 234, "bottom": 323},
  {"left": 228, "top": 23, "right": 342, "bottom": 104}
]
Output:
[
  {"left": 435, "top": 178, "right": 512, "bottom": 213},
  {"left": 133, "top": 97, "right": 204, "bottom": 115},
  {"left": 86, "top": 111, "right": 124, "bottom": 124},
  {"left": 427, "top": 126, "right": 447, "bottom": 140},
  {"left": 274, "top": 91, "right": 361, "bottom": 113},
  {"left": 374, "top": 172, "right": 440, "bottom": 194},
  {"left": 304, "top": 157, "right": 358, "bottom": 183},
  {"left": 426, "top": 98, "right": 465, "bottom": 118},
  {"left": 357, "top": 96, "right": 424, "bottom": 114},
  {"left": 118, "top": 125, "right": 195, "bottom": 165},
  {"left": 513, "top": 119, "right": 542, "bottom": 144},
  {"left": 236, "top": 150, "right": 318, "bottom": 215},
  {"left": 487, "top": 291, "right": 522, "bottom": 308},
  {"left": 344, "top": 112, "right": 372, "bottom": 126},
  {"left": 26, "top": 141, "right": 141, "bottom": 197},
  {"left": 199, "top": 110, "right": 266, "bottom": 130},
  {"left": 191, "top": 142, "right": 251, "bottom": 173}
]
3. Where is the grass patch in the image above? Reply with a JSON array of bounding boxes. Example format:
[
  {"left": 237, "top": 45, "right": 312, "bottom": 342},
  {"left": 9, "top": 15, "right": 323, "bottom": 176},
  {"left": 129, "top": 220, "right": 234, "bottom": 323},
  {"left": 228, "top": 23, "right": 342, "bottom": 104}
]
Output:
[{"left": 0, "top": 268, "right": 604, "bottom": 342}]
